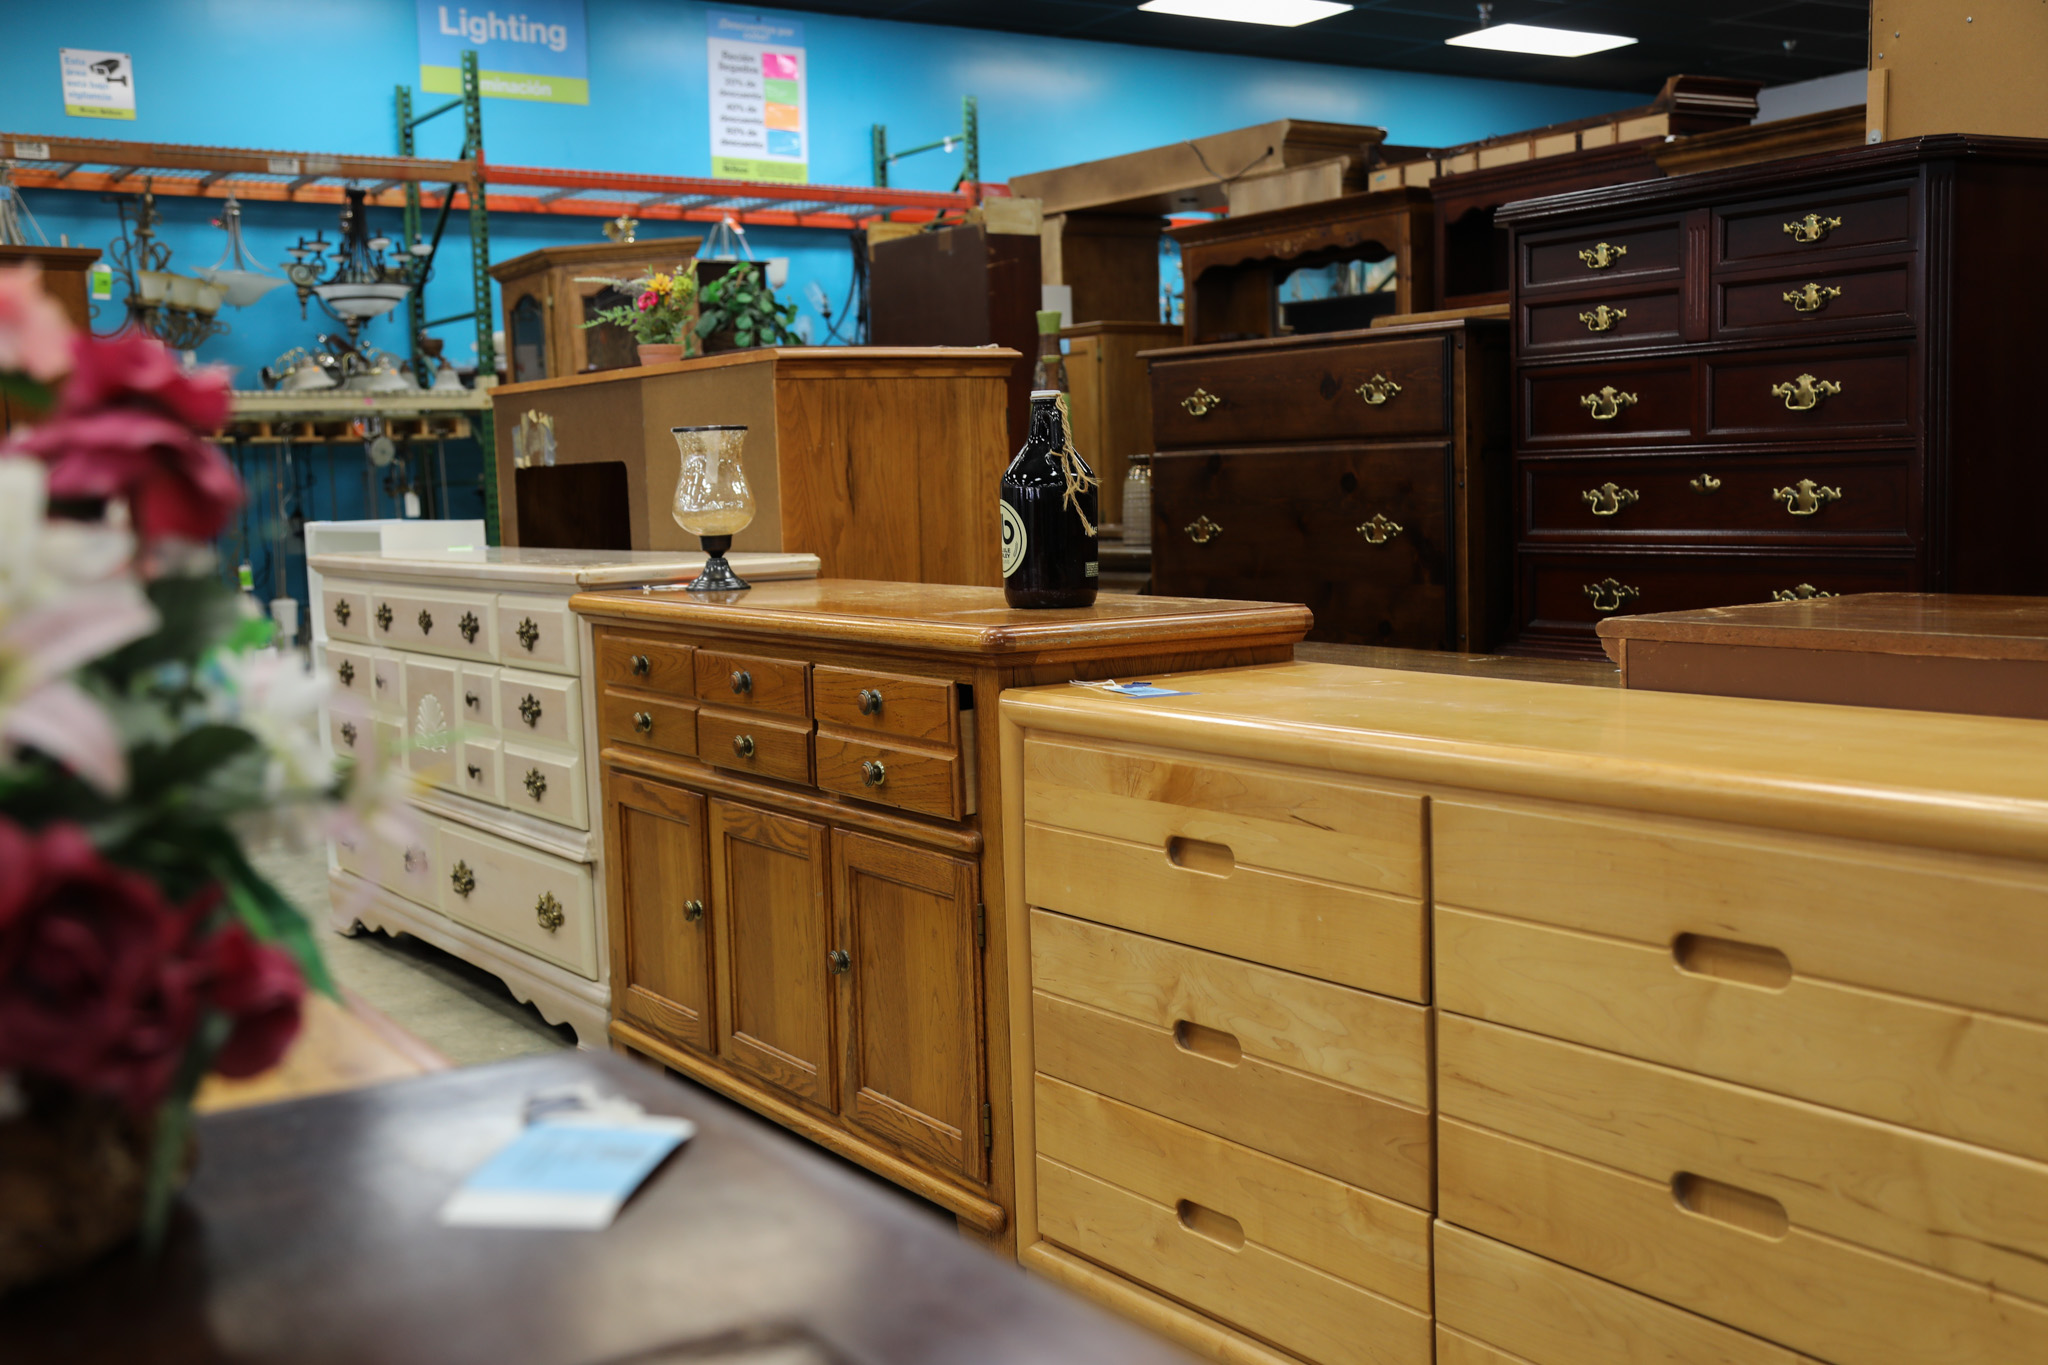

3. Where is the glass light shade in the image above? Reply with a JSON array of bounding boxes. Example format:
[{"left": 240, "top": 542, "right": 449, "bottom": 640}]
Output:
[{"left": 671, "top": 426, "right": 756, "bottom": 537}]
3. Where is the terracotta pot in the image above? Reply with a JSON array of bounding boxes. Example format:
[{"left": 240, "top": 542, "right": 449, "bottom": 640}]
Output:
[
  {"left": 0, "top": 1082, "right": 156, "bottom": 1293},
  {"left": 636, "top": 343, "right": 685, "bottom": 367}
]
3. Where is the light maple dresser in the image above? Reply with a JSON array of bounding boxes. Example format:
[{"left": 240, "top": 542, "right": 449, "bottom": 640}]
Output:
[
  {"left": 999, "top": 661, "right": 2048, "bottom": 1365},
  {"left": 314, "top": 546, "right": 817, "bottom": 1046},
  {"left": 568, "top": 580, "right": 1309, "bottom": 1249}
]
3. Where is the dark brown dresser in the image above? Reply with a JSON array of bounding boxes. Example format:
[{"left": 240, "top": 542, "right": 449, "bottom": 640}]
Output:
[
  {"left": 1146, "top": 317, "right": 1511, "bottom": 649},
  {"left": 1500, "top": 134, "right": 2048, "bottom": 656}
]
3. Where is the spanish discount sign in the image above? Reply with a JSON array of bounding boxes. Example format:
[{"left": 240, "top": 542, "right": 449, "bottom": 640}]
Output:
[
  {"left": 419, "top": 1, "right": 589, "bottom": 105},
  {"left": 708, "top": 10, "right": 809, "bottom": 184}
]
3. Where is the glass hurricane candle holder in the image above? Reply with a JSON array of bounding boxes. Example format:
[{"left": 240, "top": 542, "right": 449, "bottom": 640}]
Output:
[{"left": 671, "top": 425, "right": 756, "bottom": 591}]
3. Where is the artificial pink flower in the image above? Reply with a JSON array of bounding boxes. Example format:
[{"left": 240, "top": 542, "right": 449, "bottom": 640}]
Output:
[
  {"left": 636, "top": 290, "right": 659, "bottom": 311},
  {"left": 57, "top": 329, "right": 231, "bottom": 431},
  {"left": 0, "top": 265, "right": 76, "bottom": 383}
]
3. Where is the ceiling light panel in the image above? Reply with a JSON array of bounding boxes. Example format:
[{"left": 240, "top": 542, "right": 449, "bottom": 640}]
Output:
[
  {"left": 1445, "top": 22, "right": 1638, "bottom": 58},
  {"left": 1138, "top": 0, "right": 1354, "bottom": 28}
]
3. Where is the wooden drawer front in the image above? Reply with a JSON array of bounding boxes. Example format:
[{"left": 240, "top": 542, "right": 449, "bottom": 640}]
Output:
[
  {"left": 1439, "top": 1118, "right": 2048, "bottom": 1365},
  {"left": 697, "top": 706, "right": 812, "bottom": 786},
  {"left": 1038, "top": 1075, "right": 1433, "bottom": 1312},
  {"left": 457, "top": 663, "right": 499, "bottom": 734},
  {"left": 1035, "top": 990, "right": 1432, "bottom": 1205},
  {"left": 501, "top": 741, "right": 589, "bottom": 829},
  {"left": 1521, "top": 451, "right": 1914, "bottom": 542},
  {"left": 459, "top": 738, "right": 503, "bottom": 806},
  {"left": 1442, "top": 1014, "right": 2048, "bottom": 1303},
  {"left": 596, "top": 631, "right": 695, "bottom": 699},
  {"left": 400, "top": 657, "right": 461, "bottom": 790},
  {"left": 1522, "top": 360, "right": 1694, "bottom": 446},
  {"left": 1036, "top": 1155, "right": 1432, "bottom": 1365},
  {"left": 1521, "top": 287, "right": 1682, "bottom": 355},
  {"left": 1025, "top": 735, "right": 1424, "bottom": 898},
  {"left": 1151, "top": 444, "right": 1456, "bottom": 650},
  {"left": 437, "top": 822, "right": 598, "bottom": 979},
  {"left": 1435, "top": 1223, "right": 1823, "bottom": 1365},
  {"left": 496, "top": 593, "right": 578, "bottom": 675},
  {"left": 814, "top": 728, "right": 960, "bottom": 821},
  {"left": 1523, "top": 218, "right": 1684, "bottom": 289},
  {"left": 1033, "top": 911, "right": 1430, "bottom": 1108},
  {"left": 326, "top": 644, "right": 372, "bottom": 703},
  {"left": 1517, "top": 550, "right": 1915, "bottom": 647},
  {"left": 498, "top": 666, "right": 581, "bottom": 752},
  {"left": 379, "top": 826, "right": 441, "bottom": 909},
  {"left": 1150, "top": 336, "right": 1449, "bottom": 449},
  {"left": 695, "top": 648, "right": 810, "bottom": 719},
  {"left": 1717, "top": 182, "right": 1915, "bottom": 266},
  {"left": 600, "top": 689, "right": 698, "bottom": 759},
  {"left": 1706, "top": 345, "right": 1914, "bottom": 439},
  {"left": 368, "top": 649, "right": 402, "bottom": 718},
  {"left": 1716, "top": 259, "right": 1914, "bottom": 340},
  {"left": 813, "top": 665, "right": 955, "bottom": 744},
  {"left": 322, "top": 584, "right": 369, "bottom": 641}
]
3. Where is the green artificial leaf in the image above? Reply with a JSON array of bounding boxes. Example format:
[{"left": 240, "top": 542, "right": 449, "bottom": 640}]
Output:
[
  {"left": 695, "top": 312, "right": 722, "bottom": 337},
  {"left": 128, "top": 725, "right": 261, "bottom": 802},
  {"left": 94, "top": 576, "right": 250, "bottom": 684},
  {"left": 141, "top": 1011, "right": 229, "bottom": 1252}
]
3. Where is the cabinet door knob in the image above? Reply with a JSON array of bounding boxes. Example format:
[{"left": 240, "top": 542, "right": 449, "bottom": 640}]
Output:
[
  {"left": 1354, "top": 373, "right": 1402, "bottom": 405},
  {"left": 633, "top": 711, "right": 654, "bottom": 734},
  {"left": 827, "top": 948, "right": 851, "bottom": 975},
  {"left": 1582, "top": 577, "right": 1641, "bottom": 614},
  {"left": 1180, "top": 387, "right": 1221, "bottom": 417},
  {"left": 857, "top": 688, "right": 883, "bottom": 716},
  {"left": 861, "top": 758, "right": 887, "bottom": 787},
  {"left": 630, "top": 653, "right": 651, "bottom": 676},
  {"left": 1769, "top": 373, "right": 1841, "bottom": 412},
  {"left": 732, "top": 733, "right": 756, "bottom": 759},
  {"left": 684, "top": 898, "right": 704, "bottom": 923},
  {"left": 1355, "top": 513, "right": 1404, "bottom": 545},
  {"left": 1782, "top": 212, "right": 1842, "bottom": 244},
  {"left": 1581, "top": 482, "right": 1641, "bottom": 517},
  {"left": 519, "top": 693, "right": 543, "bottom": 728},
  {"left": 1579, "top": 386, "right": 1639, "bottom": 421},
  {"left": 730, "top": 669, "right": 752, "bottom": 695},
  {"left": 535, "top": 891, "right": 565, "bottom": 933},
  {"left": 1183, "top": 515, "right": 1222, "bottom": 545},
  {"left": 1771, "top": 478, "right": 1842, "bottom": 516}
]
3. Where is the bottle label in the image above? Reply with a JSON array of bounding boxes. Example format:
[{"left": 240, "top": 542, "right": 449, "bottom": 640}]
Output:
[
  {"left": 1000, "top": 501, "right": 1027, "bottom": 578},
  {"left": 1085, "top": 561, "right": 1098, "bottom": 578}
]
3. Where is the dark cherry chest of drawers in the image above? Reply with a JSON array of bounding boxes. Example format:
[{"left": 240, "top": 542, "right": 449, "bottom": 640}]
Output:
[{"left": 1500, "top": 134, "right": 2048, "bottom": 656}]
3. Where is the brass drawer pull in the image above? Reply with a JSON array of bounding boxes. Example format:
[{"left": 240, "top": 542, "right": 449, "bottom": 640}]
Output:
[
  {"left": 1582, "top": 577, "right": 1641, "bottom": 613},
  {"left": 417, "top": 608, "right": 434, "bottom": 636},
  {"left": 1582, "top": 482, "right": 1640, "bottom": 516},
  {"left": 732, "top": 733, "right": 756, "bottom": 759},
  {"left": 1782, "top": 213, "right": 1842, "bottom": 244},
  {"left": 374, "top": 673, "right": 386, "bottom": 691},
  {"left": 684, "top": 898, "right": 705, "bottom": 923},
  {"left": 861, "top": 758, "right": 887, "bottom": 788},
  {"left": 535, "top": 891, "right": 565, "bottom": 933},
  {"left": 1772, "top": 583, "right": 1836, "bottom": 602},
  {"left": 1771, "top": 373, "right": 1841, "bottom": 411},
  {"left": 1578, "top": 304, "right": 1627, "bottom": 332},
  {"left": 1355, "top": 373, "right": 1402, "bottom": 405},
  {"left": 1355, "top": 513, "right": 1403, "bottom": 545},
  {"left": 515, "top": 617, "right": 540, "bottom": 651},
  {"left": 730, "top": 669, "right": 752, "bottom": 695},
  {"left": 633, "top": 711, "right": 654, "bottom": 734},
  {"left": 1180, "top": 387, "right": 1221, "bottom": 417},
  {"left": 1578, "top": 241, "right": 1627, "bottom": 269},
  {"left": 827, "top": 948, "right": 851, "bottom": 975},
  {"left": 450, "top": 861, "right": 475, "bottom": 898},
  {"left": 857, "top": 688, "right": 883, "bottom": 716},
  {"left": 375, "top": 603, "right": 394, "bottom": 632},
  {"left": 339, "top": 721, "right": 357, "bottom": 748},
  {"left": 333, "top": 599, "right": 352, "bottom": 627},
  {"left": 524, "top": 767, "right": 547, "bottom": 801},
  {"left": 1690, "top": 473, "right": 1722, "bottom": 494},
  {"left": 464, "top": 691, "right": 479, "bottom": 709},
  {"left": 1580, "top": 386, "right": 1639, "bottom": 421},
  {"left": 630, "top": 653, "right": 651, "bottom": 676},
  {"left": 459, "top": 611, "right": 480, "bottom": 644},
  {"left": 519, "top": 693, "right": 543, "bottom": 728},
  {"left": 1784, "top": 282, "right": 1842, "bottom": 313},
  {"left": 1183, "top": 515, "right": 1222, "bottom": 545},
  {"left": 1772, "top": 478, "right": 1842, "bottom": 516},
  {"left": 466, "top": 763, "right": 481, "bottom": 781},
  {"left": 338, "top": 660, "right": 355, "bottom": 687}
]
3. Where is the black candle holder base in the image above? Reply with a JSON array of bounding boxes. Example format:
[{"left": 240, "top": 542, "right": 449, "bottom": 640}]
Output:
[{"left": 686, "top": 535, "right": 751, "bottom": 592}]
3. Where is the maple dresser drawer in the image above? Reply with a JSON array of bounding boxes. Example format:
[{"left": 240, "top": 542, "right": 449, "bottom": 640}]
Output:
[
  {"left": 1522, "top": 358, "right": 1695, "bottom": 447},
  {"left": 501, "top": 741, "right": 589, "bottom": 829},
  {"left": 813, "top": 665, "right": 956, "bottom": 744},
  {"left": 1035, "top": 1077, "right": 1432, "bottom": 1365},
  {"left": 1715, "top": 181, "right": 1916, "bottom": 267},
  {"left": 696, "top": 647, "right": 810, "bottom": 719},
  {"left": 595, "top": 632, "right": 695, "bottom": 698},
  {"left": 599, "top": 689, "right": 698, "bottom": 759},
  {"left": 1150, "top": 334, "right": 1449, "bottom": 450},
  {"left": 1521, "top": 216, "right": 1684, "bottom": 290},
  {"left": 326, "top": 643, "right": 372, "bottom": 700},
  {"left": 323, "top": 584, "right": 370, "bottom": 641},
  {"left": 697, "top": 706, "right": 812, "bottom": 787},
  {"left": 814, "top": 728, "right": 961, "bottom": 820},
  {"left": 497, "top": 594, "right": 579, "bottom": 675},
  {"left": 498, "top": 667, "right": 582, "bottom": 752},
  {"left": 438, "top": 821, "right": 598, "bottom": 979}
]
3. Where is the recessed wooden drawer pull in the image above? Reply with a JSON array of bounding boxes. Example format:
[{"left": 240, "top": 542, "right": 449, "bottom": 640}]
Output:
[
  {"left": 1782, "top": 212, "right": 1842, "bottom": 244},
  {"left": 633, "top": 711, "right": 654, "bottom": 734},
  {"left": 1173, "top": 1020, "right": 1243, "bottom": 1066},
  {"left": 1578, "top": 241, "right": 1627, "bottom": 269},
  {"left": 732, "top": 733, "right": 756, "bottom": 759},
  {"left": 1355, "top": 373, "right": 1402, "bottom": 405},
  {"left": 1176, "top": 1199, "right": 1247, "bottom": 1250},
  {"left": 1784, "top": 282, "right": 1842, "bottom": 313},
  {"left": 1582, "top": 577, "right": 1641, "bottom": 613},
  {"left": 1166, "top": 835, "right": 1235, "bottom": 876},
  {"left": 1180, "top": 387, "right": 1221, "bottom": 417},
  {"left": 1772, "top": 478, "right": 1842, "bottom": 516},
  {"left": 1770, "top": 372, "right": 1841, "bottom": 411},
  {"left": 1582, "top": 482, "right": 1640, "bottom": 516},
  {"left": 1183, "top": 515, "right": 1222, "bottom": 545},
  {"left": 1672, "top": 932, "right": 1793, "bottom": 989},
  {"left": 1356, "top": 513, "right": 1404, "bottom": 544},
  {"left": 1772, "top": 583, "right": 1835, "bottom": 602},
  {"left": 1578, "top": 304, "right": 1627, "bottom": 332},
  {"left": 1580, "top": 385, "right": 1638, "bottom": 420},
  {"left": 1672, "top": 1172, "right": 1789, "bottom": 1240}
]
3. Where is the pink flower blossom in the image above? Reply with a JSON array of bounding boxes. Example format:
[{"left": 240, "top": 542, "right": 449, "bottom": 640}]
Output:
[
  {"left": 636, "top": 290, "right": 659, "bottom": 311},
  {"left": 0, "top": 265, "right": 76, "bottom": 383}
]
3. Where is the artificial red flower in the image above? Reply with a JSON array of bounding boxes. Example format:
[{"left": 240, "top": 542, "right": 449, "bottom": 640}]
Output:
[{"left": 204, "top": 923, "right": 304, "bottom": 1078}]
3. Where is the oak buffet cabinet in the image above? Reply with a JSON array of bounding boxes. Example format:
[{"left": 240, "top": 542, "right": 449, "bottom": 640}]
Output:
[
  {"left": 570, "top": 580, "right": 1309, "bottom": 1245},
  {"left": 1001, "top": 661, "right": 2048, "bottom": 1365}
]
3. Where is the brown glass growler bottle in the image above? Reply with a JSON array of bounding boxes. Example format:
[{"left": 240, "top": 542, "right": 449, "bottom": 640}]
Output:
[{"left": 1001, "top": 389, "right": 1099, "bottom": 609}]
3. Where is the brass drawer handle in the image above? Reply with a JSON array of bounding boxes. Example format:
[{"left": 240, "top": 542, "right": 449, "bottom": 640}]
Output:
[
  {"left": 450, "top": 861, "right": 476, "bottom": 898},
  {"left": 1690, "top": 473, "right": 1722, "bottom": 494},
  {"left": 857, "top": 688, "right": 883, "bottom": 716},
  {"left": 333, "top": 599, "right": 352, "bottom": 627},
  {"left": 630, "top": 653, "right": 651, "bottom": 676},
  {"left": 1578, "top": 304, "right": 1627, "bottom": 332},
  {"left": 519, "top": 693, "right": 543, "bottom": 728},
  {"left": 1582, "top": 482, "right": 1640, "bottom": 517},
  {"left": 458, "top": 611, "right": 480, "bottom": 644},
  {"left": 684, "top": 898, "right": 704, "bottom": 923},
  {"left": 1772, "top": 583, "right": 1836, "bottom": 602},
  {"left": 1578, "top": 241, "right": 1627, "bottom": 269},
  {"left": 633, "top": 711, "right": 654, "bottom": 734},
  {"left": 1580, "top": 386, "right": 1638, "bottom": 421},
  {"left": 1784, "top": 282, "right": 1842, "bottom": 313},
  {"left": 1782, "top": 213, "right": 1842, "bottom": 244},
  {"left": 535, "top": 891, "right": 565, "bottom": 933},
  {"left": 374, "top": 672, "right": 386, "bottom": 691},
  {"left": 1183, "top": 515, "right": 1222, "bottom": 545},
  {"left": 730, "top": 669, "right": 752, "bottom": 695},
  {"left": 827, "top": 948, "right": 851, "bottom": 975},
  {"left": 466, "top": 763, "right": 481, "bottom": 781},
  {"left": 1355, "top": 373, "right": 1402, "bottom": 405},
  {"left": 1583, "top": 577, "right": 1641, "bottom": 613},
  {"left": 1771, "top": 373, "right": 1840, "bottom": 411},
  {"left": 338, "top": 660, "right": 355, "bottom": 687},
  {"left": 861, "top": 758, "right": 887, "bottom": 787},
  {"left": 417, "top": 608, "right": 434, "bottom": 636},
  {"left": 1355, "top": 513, "right": 1403, "bottom": 545},
  {"left": 1180, "top": 387, "right": 1221, "bottom": 418},
  {"left": 516, "top": 617, "right": 540, "bottom": 651},
  {"left": 524, "top": 767, "right": 547, "bottom": 802},
  {"left": 464, "top": 691, "right": 479, "bottom": 709},
  {"left": 1772, "top": 478, "right": 1842, "bottom": 516},
  {"left": 732, "top": 733, "right": 756, "bottom": 759},
  {"left": 339, "top": 721, "right": 357, "bottom": 748},
  {"left": 375, "top": 603, "right": 394, "bottom": 632}
]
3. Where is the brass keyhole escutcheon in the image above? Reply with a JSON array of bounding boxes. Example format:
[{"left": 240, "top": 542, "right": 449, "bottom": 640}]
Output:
[
  {"left": 1578, "top": 304, "right": 1627, "bottom": 333},
  {"left": 1783, "top": 282, "right": 1842, "bottom": 313},
  {"left": 375, "top": 603, "right": 394, "bottom": 632},
  {"left": 1582, "top": 577, "right": 1642, "bottom": 613},
  {"left": 516, "top": 617, "right": 540, "bottom": 651},
  {"left": 1577, "top": 241, "right": 1628, "bottom": 269},
  {"left": 1770, "top": 373, "right": 1841, "bottom": 412},
  {"left": 524, "top": 768, "right": 547, "bottom": 802},
  {"left": 1580, "top": 386, "right": 1639, "bottom": 421},
  {"left": 450, "top": 861, "right": 476, "bottom": 898},
  {"left": 1772, "top": 583, "right": 1836, "bottom": 602},
  {"left": 338, "top": 660, "right": 355, "bottom": 687},
  {"left": 1355, "top": 373, "right": 1402, "bottom": 406},
  {"left": 458, "top": 611, "right": 480, "bottom": 644},
  {"left": 1690, "top": 473, "right": 1723, "bottom": 494},
  {"left": 333, "top": 599, "right": 352, "bottom": 627},
  {"left": 1180, "top": 387, "right": 1221, "bottom": 418},
  {"left": 684, "top": 898, "right": 704, "bottom": 923},
  {"left": 1582, "top": 482, "right": 1641, "bottom": 517},
  {"left": 519, "top": 693, "right": 543, "bottom": 728},
  {"left": 827, "top": 948, "right": 852, "bottom": 974},
  {"left": 857, "top": 688, "right": 883, "bottom": 716},
  {"left": 1782, "top": 213, "right": 1843, "bottom": 244},
  {"left": 1771, "top": 478, "right": 1842, "bottom": 516},
  {"left": 731, "top": 669, "right": 752, "bottom": 695},
  {"left": 1355, "top": 513, "right": 1404, "bottom": 545},
  {"left": 1183, "top": 515, "right": 1222, "bottom": 545},
  {"left": 633, "top": 711, "right": 654, "bottom": 734},
  {"left": 417, "top": 608, "right": 434, "bottom": 636},
  {"left": 535, "top": 892, "right": 565, "bottom": 933},
  {"left": 861, "top": 758, "right": 887, "bottom": 787},
  {"left": 339, "top": 721, "right": 357, "bottom": 748},
  {"left": 630, "top": 654, "right": 651, "bottom": 676},
  {"left": 733, "top": 733, "right": 756, "bottom": 759}
]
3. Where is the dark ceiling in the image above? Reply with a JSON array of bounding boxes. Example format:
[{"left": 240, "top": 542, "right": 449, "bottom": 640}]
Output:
[{"left": 770, "top": 1, "right": 1872, "bottom": 93}]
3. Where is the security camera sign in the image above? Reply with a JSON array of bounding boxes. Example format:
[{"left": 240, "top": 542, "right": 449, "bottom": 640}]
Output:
[{"left": 61, "top": 49, "right": 136, "bottom": 120}]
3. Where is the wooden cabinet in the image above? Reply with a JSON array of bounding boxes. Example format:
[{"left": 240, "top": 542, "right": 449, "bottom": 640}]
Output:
[
  {"left": 610, "top": 776, "right": 713, "bottom": 1054},
  {"left": 711, "top": 799, "right": 835, "bottom": 1110},
  {"left": 487, "top": 237, "right": 703, "bottom": 384},
  {"left": 1059, "top": 321, "right": 1181, "bottom": 527}
]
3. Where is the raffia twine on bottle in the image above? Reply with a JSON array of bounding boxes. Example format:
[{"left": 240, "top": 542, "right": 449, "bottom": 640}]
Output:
[{"left": 1054, "top": 393, "right": 1098, "bottom": 536}]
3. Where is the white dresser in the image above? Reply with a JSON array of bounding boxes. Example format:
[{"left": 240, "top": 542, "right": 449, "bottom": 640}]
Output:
[{"left": 313, "top": 546, "right": 819, "bottom": 1044}]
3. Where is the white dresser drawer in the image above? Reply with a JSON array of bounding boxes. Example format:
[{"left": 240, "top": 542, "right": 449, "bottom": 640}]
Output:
[
  {"left": 502, "top": 740, "right": 588, "bottom": 829},
  {"left": 326, "top": 643, "right": 372, "bottom": 703},
  {"left": 368, "top": 649, "right": 403, "bottom": 719},
  {"left": 323, "top": 584, "right": 369, "bottom": 641},
  {"left": 329, "top": 710, "right": 370, "bottom": 761},
  {"left": 402, "top": 656, "right": 462, "bottom": 790},
  {"left": 498, "top": 666, "right": 582, "bottom": 752},
  {"left": 379, "top": 824, "right": 441, "bottom": 909},
  {"left": 333, "top": 825, "right": 372, "bottom": 879},
  {"left": 497, "top": 593, "right": 578, "bottom": 675},
  {"left": 459, "top": 662, "right": 500, "bottom": 733},
  {"left": 438, "top": 821, "right": 598, "bottom": 979},
  {"left": 460, "top": 738, "right": 503, "bottom": 806}
]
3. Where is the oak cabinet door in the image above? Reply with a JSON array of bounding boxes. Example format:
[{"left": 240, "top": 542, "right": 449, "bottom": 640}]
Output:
[
  {"left": 711, "top": 798, "right": 836, "bottom": 1110},
  {"left": 833, "top": 831, "right": 986, "bottom": 1181},
  {"left": 610, "top": 774, "right": 714, "bottom": 1053}
]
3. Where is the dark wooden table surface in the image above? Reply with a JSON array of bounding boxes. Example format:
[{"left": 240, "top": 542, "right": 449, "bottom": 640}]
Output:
[{"left": 2, "top": 1054, "right": 1195, "bottom": 1365}]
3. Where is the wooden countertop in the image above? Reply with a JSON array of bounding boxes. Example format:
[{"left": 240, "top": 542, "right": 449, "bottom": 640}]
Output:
[
  {"left": 490, "top": 345, "right": 1023, "bottom": 397},
  {"left": 310, "top": 546, "right": 820, "bottom": 590},
  {"left": 571, "top": 579, "right": 1312, "bottom": 657},
  {"left": 1598, "top": 593, "right": 2048, "bottom": 662},
  {"left": 999, "top": 660, "right": 2048, "bottom": 861}
]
